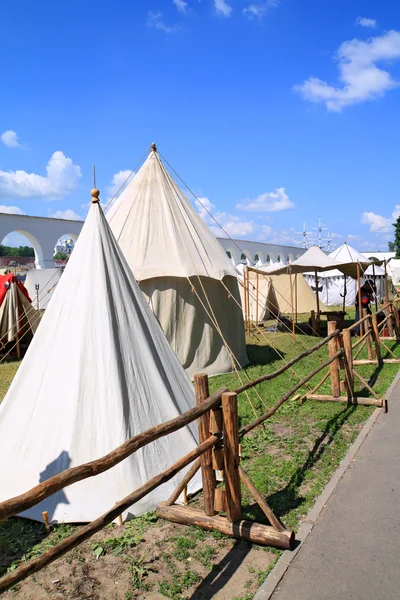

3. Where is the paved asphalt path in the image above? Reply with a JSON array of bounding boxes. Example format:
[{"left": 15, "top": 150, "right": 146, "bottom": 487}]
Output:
[{"left": 271, "top": 376, "right": 400, "bottom": 600}]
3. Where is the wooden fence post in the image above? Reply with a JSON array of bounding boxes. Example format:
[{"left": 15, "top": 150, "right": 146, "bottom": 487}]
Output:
[
  {"left": 327, "top": 321, "right": 340, "bottom": 398},
  {"left": 392, "top": 299, "right": 400, "bottom": 341},
  {"left": 371, "top": 313, "right": 382, "bottom": 365},
  {"left": 222, "top": 391, "right": 242, "bottom": 522},
  {"left": 342, "top": 328, "right": 354, "bottom": 399},
  {"left": 387, "top": 302, "right": 395, "bottom": 338},
  {"left": 362, "top": 309, "right": 374, "bottom": 361},
  {"left": 194, "top": 374, "right": 216, "bottom": 516}
]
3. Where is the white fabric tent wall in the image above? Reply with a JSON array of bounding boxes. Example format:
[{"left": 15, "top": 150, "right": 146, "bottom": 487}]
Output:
[
  {"left": 24, "top": 268, "right": 63, "bottom": 310},
  {"left": 0, "top": 199, "right": 201, "bottom": 524},
  {"left": 107, "top": 147, "right": 247, "bottom": 377}
]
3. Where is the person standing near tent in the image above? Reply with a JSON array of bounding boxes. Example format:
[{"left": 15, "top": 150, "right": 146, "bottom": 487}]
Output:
[{"left": 354, "top": 284, "right": 373, "bottom": 334}]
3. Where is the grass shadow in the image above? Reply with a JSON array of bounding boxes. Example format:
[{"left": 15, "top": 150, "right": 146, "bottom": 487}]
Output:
[
  {"left": 0, "top": 517, "right": 46, "bottom": 576},
  {"left": 246, "top": 344, "right": 286, "bottom": 368}
]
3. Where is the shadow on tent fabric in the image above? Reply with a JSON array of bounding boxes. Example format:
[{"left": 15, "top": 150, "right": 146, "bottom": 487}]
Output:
[{"left": 34, "top": 451, "right": 71, "bottom": 522}]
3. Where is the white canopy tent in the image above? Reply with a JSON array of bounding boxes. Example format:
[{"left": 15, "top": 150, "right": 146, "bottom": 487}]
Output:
[
  {"left": 304, "top": 243, "right": 386, "bottom": 307},
  {"left": 0, "top": 191, "right": 201, "bottom": 524},
  {"left": 107, "top": 144, "right": 247, "bottom": 378},
  {"left": 24, "top": 268, "right": 63, "bottom": 310}
]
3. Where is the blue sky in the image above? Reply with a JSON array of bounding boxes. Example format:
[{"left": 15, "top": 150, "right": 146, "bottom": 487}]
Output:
[{"left": 1, "top": 0, "right": 400, "bottom": 251}]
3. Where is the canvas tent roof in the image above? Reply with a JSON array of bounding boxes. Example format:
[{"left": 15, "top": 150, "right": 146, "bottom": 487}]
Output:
[
  {"left": 24, "top": 268, "right": 63, "bottom": 310},
  {"left": 0, "top": 191, "right": 201, "bottom": 524},
  {"left": 260, "top": 246, "right": 360, "bottom": 278},
  {"left": 106, "top": 146, "right": 237, "bottom": 281},
  {"left": 107, "top": 145, "right": 248, "bottom": 378}
]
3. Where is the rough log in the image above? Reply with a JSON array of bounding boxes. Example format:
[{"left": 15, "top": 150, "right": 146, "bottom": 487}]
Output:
[
  {"left": 328, "top": 321, "right": 340, "bottom": 397},
  {"left": 195, "top": 374, "right": 216, "bottom": 516},
  {"left": 238, "top": 466, "right": 285, "bottom": 532},
  {"left": 214, "top": 488, "right": 227, "bottom": 513},
  {"left": 166, "top": 458, "right": 201, "bottom": 506},
  {"left": 362, "top": 309, "right": 374, "bottom": 361},
  {"left": 352, "top": 369, "right": 383, "bottom": 402},
  {"left": 240, "top": 350, "right": 342, "bottom": 437},
  {"left": 371, "top": 314, "right": 383, "bottom": 365},
  {"left": 353, "top": 358, "right": 400, "bottom": 365},
  {"left": 156, "top": 503, "right": 294, "bottom": 550},
  {"left": 0, "top": 435, "right": 220, "bottom": 594},
  {"left": 234, "top": 330, "right": 340, "bottom": 396},
  {"left": 306, "top": 394, "right": 382, "bottom": 407},
  {"left": 0, "top": 386, "right": 228, "bottom": 521},
  {"left": 342, "top": 329, "right": 354, "bottom": 398},
  {"left": 222, "top": 392, "right": 242, "bottom": 522}
]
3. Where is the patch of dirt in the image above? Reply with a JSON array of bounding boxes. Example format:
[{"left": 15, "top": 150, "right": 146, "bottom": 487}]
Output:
[
  {"left": 2, "top": 519, "right": 276, "bottom": 600},
  {"left": 269, "top": 424, "right": 293, "bottom": 438}
]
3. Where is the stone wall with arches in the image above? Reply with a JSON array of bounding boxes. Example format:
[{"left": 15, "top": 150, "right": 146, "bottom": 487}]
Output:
[
  {"left": 216, "top": 237, "right": 305, "bottom": 267},
  {"left": 0, "top": 213, "right": 83, "bottom": 269}
]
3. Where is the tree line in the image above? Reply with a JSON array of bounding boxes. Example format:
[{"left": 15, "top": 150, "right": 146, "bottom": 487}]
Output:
[{"left": 0, "top": 245, "right": 35, "bottom": 257}]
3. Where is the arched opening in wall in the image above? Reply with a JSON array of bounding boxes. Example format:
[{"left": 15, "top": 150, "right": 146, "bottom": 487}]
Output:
[
  {"left": 226, "top": 250, "right": 232, "bottom": 259},
  {"left": 0, "top": 231, "right": 41, "bottom": 279},
  {"left": 266, "top": 254, "right": 271, "bottom": 264},
  {"left": 240, "top": 253, "right": 247, "bottom": 264},
  {"left": 254, "top": 253, "right": 259, "bottom": 263},
  {"left": 277, "top": 254, "right": 281, "bottom": 263},
  {"left": 54, "top": 234, "right": 78, "bottom": 264},
  {"left": 288, "top": 253, "right": 294, "bottom": 263}
]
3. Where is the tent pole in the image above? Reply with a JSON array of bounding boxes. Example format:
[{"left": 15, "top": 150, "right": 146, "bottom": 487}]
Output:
[
  {"left": 289, "top": 271, "right": 295, "bottom": 340},
  {"left": 384, "top": 259, "right": 389, "bottom": 305},
  {"left": 256, "top": 271, "right": 259, "bottom": 325},
  {"left": 314, "top": 269, "right": 320, "bottom": 334},
  {"left": 357, "top": 263, "right": 363, "bottom": 336},
  {"left": 342, "top": 276, "right": 346, "bottom": 313},
  {"left": 372, "top": 263, "right": 378, "bottom": 312}
]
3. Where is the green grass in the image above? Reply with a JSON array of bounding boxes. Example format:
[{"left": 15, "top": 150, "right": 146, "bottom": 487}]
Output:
[{"left": 0, "top": 313, "right": 399, "bottom": 598}]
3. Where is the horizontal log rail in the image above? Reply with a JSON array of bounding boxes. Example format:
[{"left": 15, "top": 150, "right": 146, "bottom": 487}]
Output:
[
  {"left": 0, "top": 387, "right": 228, "bottom": 521},
  {"left": 0, "top": 434, "right": 221, "bottom": 595},
  {"left": 234, "top": 330, "right": 340, "bottom": 395},
  {"left": 239, "top": 350, "right": 342, "bottom": 438},
  {"left": 352, "top": 328, "right": 372, "bottom": 350}
]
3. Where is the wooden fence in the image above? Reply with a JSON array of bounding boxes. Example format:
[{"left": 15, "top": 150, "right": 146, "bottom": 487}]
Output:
[{"left": 0, "top": 306, "right": 397, "bottom": 593}]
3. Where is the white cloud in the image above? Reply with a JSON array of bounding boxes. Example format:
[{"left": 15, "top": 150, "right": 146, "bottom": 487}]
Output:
[
  {"left": 243, "top": 0, "right": 279, "bottom": 21},
  {"left": 195, "top": 196, "right": 215, "bottom": 220},
  {"left": 294, "top": 30, "right": 400, "bottom": 111},
  {"left": 107, "top": 169, "right": 134, "bottom": 199},
  {"left": 356, "top": 17, "right": 377, "bottom": 29},
  {"left": 0, "top": 151, "right": 81, "bottom": 199},
  {"left": 1, "top": 130, "right": 20, "bottom": 148},
  {"left": 347, "top": 233, "right": 361, "bottom": 240},
  {"left": 361, "top": 212, "right": 391, "bottom": 233},
  {"left": 147, "top": 11, "right": 180, "bottom": 33},
  {"left": 0, "top": 205, "right": 26, "bottom": 215},
  {"left": 236, "top": 188, "right": 294, "bottom": 212},
  {"left": 194, "top": 196, "right": 254, "bottom": 238},
  {"left": 214, "top": 0, "right": 232, "bottom": 17},
  {"left": 48, "top": 209, "right": 82, "bottom": 221},
  {"left": 173, "top": 0, "right": 188, "bottom": 14}
]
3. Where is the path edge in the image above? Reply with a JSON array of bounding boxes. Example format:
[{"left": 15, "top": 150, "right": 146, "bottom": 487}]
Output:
[{"left": 253, "top": 369, "right": 400, "bottom": 600}]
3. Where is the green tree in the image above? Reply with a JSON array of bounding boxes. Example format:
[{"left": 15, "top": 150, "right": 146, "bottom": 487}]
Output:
[
  {"left": 0, "top": 245, "right": 34, "bottom": 257},
  {"left": 393, "top": 215, "right": 400, "bottom": 258},
  {"left": 53, "top": 252, "right": 68, "bottom": 260},
  {"left": 388, "top": 241, "right": 395, "bottom": 252}
]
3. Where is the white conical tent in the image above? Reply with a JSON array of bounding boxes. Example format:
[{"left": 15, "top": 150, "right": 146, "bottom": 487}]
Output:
[
  {"left": 0, "top": 194, "right": 201, "bottom": 524},
  {"left": 24, "top": 268, "right": 63, "bottom": 310},
  {"left": 107, "top": 146, "right": 247, "bottom": 378}
]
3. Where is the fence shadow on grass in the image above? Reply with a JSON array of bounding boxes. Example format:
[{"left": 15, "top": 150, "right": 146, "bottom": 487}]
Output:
[
  {"left": 244, "top": 404, "right": 358, "bottom": 524},
  {"left": 0, "top": 517, "right": 47, "bottom": 577},
  {"left": 189, "top": 537, "right": 253, "bottom": 600}
]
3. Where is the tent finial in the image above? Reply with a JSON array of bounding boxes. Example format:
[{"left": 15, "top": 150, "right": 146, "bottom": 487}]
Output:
[
  {"left": 150, "top": 142, "right": 157, "bottom": 152},
  {"left": 91, "top": 188, "right": 100, "bottom": 204}
]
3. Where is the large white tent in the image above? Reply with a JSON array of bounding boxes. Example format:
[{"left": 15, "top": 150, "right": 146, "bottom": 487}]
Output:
[
  {"left": 0, "top": 191, "right": 201, "bottom": 524},
  {"left": 24, "top": 268, "right": 63, "bottom": 310},
  {"left": 107, "top": 144, "right": 247, "bottom": 378}
]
